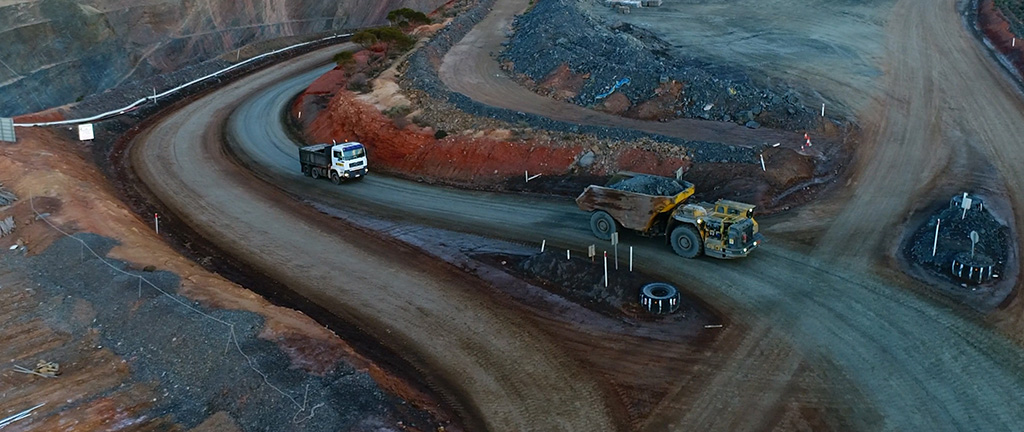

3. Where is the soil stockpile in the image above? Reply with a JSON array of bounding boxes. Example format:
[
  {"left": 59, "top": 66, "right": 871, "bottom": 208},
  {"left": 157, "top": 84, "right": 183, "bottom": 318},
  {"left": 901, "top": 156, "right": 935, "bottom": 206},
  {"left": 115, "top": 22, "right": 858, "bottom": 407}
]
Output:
[
  {"left": 499, "top": 0, "right": 819, "bottom": 131},
  {"left": 483, "top": 251, "right": 712, "bottom": 323}
]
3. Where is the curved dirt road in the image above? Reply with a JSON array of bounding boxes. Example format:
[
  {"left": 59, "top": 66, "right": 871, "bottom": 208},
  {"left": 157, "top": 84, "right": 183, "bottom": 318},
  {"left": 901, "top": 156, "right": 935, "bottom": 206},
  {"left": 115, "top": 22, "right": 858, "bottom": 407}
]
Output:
[
  {"left": 225, "top": 44, "right": 1024, "bottom": 432},
  {"left": 130, "top": 47, "right": 616, "bottom": 432},
  {"left": 437, "top": 0, "right": 803, "bottom": 149},
  {"left": 128, "top": 0, "right": 1024, "bottom": 431}
]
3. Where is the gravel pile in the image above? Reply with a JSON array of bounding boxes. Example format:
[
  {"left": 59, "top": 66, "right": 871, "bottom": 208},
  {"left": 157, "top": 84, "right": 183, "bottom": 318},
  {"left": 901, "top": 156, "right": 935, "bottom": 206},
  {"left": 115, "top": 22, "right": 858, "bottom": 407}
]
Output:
[
  {"left": 905, "top": 198, "right": 1010, "bottom": 283},
  {"left": 608, "top": 175, "right": 684, "bottom": 196},
  {"left": 401, "top": 0, "right": 757, "bottom": 164},
  {"left": 498, "top": 0, "right": 818, "bottom": 131},
  {"left": 4, "top": 233, "right": 432, "bottom": 430}
]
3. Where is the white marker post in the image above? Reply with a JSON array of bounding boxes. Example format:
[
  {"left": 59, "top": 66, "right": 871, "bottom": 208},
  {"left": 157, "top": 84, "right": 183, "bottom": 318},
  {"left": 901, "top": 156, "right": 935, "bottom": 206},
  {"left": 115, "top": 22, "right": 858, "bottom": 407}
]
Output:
[
  {"left": 821, "top": 103, "right": 825, "bottom": 117},
  {"left": 603, "top": 251, "right": 608, "bottom": 287},
  {"left": 932, "top": 218, "right": 941, "bottom": 257},
  {"left": 611, "top": 232, "right": 619, "bottom": 270},
  {"left": 541, "top": 239, "right": 546, "bottom": 252},
  {"left": 154, "top": 213, "right": 160, "bottom": 234},
  {"left": 760, "top": 154, "right": 766, "bottom": 171},
  {"left": 567, "top": 249, "right": 570, "bottom": 260},
  {"left": 629, "top": 246, "right": 633, "bottom": 272},
  {"left": 298, "top": 111, "right": 302, "bottom": 119},
  {"left": 525, "top": 171, "right": 541, "bottom": 182}
]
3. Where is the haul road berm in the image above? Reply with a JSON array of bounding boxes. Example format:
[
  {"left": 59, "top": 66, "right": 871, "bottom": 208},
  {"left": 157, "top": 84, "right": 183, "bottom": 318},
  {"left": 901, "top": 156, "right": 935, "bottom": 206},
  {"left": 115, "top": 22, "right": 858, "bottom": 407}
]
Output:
[
  {"left": 576, "top": 172, "right": 763, "bottom": 259},
  {"left": 299, "top": 141, "right": 368, "bottom": 184}
]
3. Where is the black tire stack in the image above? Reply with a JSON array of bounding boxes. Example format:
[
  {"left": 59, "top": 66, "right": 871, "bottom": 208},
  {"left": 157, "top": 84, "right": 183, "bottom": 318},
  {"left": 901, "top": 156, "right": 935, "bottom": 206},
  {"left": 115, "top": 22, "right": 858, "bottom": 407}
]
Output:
[{"left": 639, "top": 282, "right": 680, "bottom": 315}]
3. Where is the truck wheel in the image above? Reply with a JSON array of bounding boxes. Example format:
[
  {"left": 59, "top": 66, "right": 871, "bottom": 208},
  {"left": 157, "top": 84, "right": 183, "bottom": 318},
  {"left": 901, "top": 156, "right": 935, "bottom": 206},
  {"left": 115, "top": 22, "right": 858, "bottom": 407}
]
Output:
[
  {"left": 311, "top": 168, "right": 320, "bottom": 179},
  {"left": 639, "top": 282, "right": 680, "bottom": 315},
  {"left": 670, "top": 225, "right": 703, "bottom": 258},
  {"left": 330, "top": 172, "right": 341, "bottom": 185},
  {"left": 589, "top": 211, "right": 616, "bottom": 240},
  {"left": 301, "top": 165, "right": 311, "bottom": 176}
]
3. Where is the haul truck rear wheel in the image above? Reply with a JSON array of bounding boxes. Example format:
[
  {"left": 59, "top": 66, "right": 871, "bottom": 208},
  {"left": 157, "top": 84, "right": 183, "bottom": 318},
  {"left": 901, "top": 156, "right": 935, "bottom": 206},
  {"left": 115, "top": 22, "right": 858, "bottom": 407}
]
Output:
[
  {"left": 670, "top": 225, "right": 703, "bottom": 258},
  {"left": 590, "top": 211, "right": 616, "bottom": 240},
  {"left": 311, "top": 168, "right": 320, "bottom": 179}
]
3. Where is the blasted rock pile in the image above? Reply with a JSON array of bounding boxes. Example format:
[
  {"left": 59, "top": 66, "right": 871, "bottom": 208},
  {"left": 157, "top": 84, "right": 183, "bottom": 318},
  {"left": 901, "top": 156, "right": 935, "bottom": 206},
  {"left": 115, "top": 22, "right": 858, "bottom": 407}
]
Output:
[
  {"left": 499, "top": 0, "right": 818, "bottom": 131},
  {"left": 608, "top": 175, "right": 684, "bottom": 196}
]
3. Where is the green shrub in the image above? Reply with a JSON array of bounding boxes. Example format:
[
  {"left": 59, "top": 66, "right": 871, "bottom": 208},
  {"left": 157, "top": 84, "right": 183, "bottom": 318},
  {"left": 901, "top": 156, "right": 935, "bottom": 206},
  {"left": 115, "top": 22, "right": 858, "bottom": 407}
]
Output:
[
  {"left": 332, "top": 51, "right": 355, "bottom": 66},
  {"left": 387, "top": 8, "right": 431, "bottom": 27}
]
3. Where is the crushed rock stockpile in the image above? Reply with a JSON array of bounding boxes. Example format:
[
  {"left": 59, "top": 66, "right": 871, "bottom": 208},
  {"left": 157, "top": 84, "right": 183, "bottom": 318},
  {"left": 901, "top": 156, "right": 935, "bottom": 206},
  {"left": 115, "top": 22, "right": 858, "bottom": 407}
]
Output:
[
  {"left": 609, "top": 174, "right": 685, "bottom": 196},
  {"left": 401, "top": 0, "right": 757, "bottom": 164},
  {"left": 903, "top": 197, "right": 1011, "bottom": 309},
  {"left": 499, "top": 0, "right": 819, "bottom": 131}
]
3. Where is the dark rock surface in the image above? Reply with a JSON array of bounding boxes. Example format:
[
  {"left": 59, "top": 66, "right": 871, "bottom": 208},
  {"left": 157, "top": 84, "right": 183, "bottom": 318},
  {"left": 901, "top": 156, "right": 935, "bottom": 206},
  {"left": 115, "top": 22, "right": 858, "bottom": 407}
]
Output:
[{"left": 498, "top": 0, "right": 818, "bottom": 131}]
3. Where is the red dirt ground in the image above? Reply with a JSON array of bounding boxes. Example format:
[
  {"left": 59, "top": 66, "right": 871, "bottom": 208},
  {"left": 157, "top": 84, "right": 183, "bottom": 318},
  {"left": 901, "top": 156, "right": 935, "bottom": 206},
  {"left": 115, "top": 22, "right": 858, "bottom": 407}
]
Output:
[{"left": 979, "top": 0, "right": 1024, "bottom": 80}]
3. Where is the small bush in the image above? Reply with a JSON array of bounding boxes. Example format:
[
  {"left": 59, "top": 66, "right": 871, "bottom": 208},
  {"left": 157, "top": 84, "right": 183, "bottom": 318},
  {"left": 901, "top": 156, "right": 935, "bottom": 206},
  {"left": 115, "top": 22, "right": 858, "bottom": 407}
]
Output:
[
  {"left": 387, "top": 8, "right": 431, "bottom": 27},
  {"left": 383, "top": 105, "right": 412, "bottom": 118},
  {"left": 333, "top": 51, "right": 355, "bottom": 67}
]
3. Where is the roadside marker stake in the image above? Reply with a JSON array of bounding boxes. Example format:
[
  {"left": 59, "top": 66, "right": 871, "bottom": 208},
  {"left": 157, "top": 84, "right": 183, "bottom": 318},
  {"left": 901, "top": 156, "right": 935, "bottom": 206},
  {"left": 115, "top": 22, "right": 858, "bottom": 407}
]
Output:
[
  {"left": 603, "top": 251, "right": 608, "bottom": 287},
  {"left": 611, "top": 232, "right": 619, "bottom": 270},
  {"left": 541, "top": 239, "right": 546, "bottom": 252},
  {"left": 525, "top": 171, "right": 541, "bottom": 182},
  {"left": 567, "top": 249, "right": 570, "bottom": 260},
  {"left": 760, "top": 154, "right": 766, "bottom": 171},
  {"left": 932, "top": 218, "right": 941, "bottom": 257},
  {"left": 821, "top": 103, "right": 825, "bottom": 117},
  {"left": 629, "top": 246, "right": 633, "bottom": 272},
  {"left": 154, "top": 213, "right": 160, "bottom": 234}
]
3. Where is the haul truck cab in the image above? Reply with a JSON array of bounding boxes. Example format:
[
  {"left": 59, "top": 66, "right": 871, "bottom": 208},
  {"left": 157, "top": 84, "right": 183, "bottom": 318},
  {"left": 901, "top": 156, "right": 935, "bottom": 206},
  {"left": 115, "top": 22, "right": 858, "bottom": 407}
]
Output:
[{"left": 299, "top": 142, "right": 368, "bottom": 184}]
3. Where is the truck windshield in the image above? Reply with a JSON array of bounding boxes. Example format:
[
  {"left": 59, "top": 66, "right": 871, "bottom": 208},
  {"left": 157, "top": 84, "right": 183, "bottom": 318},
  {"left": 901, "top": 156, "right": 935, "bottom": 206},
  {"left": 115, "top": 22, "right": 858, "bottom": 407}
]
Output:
[{"left": 342, "top": 147, "right": 365, "bottom": 160}]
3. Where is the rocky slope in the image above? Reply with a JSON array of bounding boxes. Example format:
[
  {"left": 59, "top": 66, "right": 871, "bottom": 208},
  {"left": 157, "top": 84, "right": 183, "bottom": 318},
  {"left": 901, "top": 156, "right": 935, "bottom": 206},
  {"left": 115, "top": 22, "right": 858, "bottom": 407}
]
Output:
[
  {"left": 0, "top": 0, "right": 443, "bottom": 116},
  {"left": 499, "top": 0, "right": 820, "bottom": 131}
]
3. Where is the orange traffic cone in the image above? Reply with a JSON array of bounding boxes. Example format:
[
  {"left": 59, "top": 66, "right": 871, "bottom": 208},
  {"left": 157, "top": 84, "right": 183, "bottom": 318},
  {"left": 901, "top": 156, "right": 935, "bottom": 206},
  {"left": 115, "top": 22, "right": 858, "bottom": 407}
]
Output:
[{"left": 802, "top": 133, "right": 812, "bottom": 150}]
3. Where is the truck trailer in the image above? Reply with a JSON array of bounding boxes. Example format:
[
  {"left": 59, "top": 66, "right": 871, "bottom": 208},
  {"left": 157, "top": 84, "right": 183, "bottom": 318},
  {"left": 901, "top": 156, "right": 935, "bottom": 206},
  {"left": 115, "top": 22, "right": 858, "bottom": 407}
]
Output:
[
  {"left": 576, "top": 172, "right": 763, "bottom": 259},
  {"left": 299, "top": 142, "right": 368, "bottom": 184}
]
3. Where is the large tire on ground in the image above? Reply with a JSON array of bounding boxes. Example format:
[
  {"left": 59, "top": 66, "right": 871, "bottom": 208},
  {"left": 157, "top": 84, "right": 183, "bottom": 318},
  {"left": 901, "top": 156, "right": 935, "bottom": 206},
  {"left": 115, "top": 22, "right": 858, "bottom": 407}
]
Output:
[
  {"left": 639, "top": 282, "right": 680, "bottom": 315},
  {"left": 330, "top": 172, "right": 341, "bottom": 185},
  {"left": 311, "top": 168, "right": 320, "bottom": 180},
  {"left": 589, "top": 211, "right": 616, "bottom": 240},
  {"left": 670, "top": 225, "right": 703, "bottom": 258}
]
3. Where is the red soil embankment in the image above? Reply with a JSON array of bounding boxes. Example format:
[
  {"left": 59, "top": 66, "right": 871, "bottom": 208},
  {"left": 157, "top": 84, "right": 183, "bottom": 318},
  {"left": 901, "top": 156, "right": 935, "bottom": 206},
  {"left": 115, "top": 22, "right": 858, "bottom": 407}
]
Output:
[
  {"left": 294, "top": 66, "right": 692, "bottom": 190},
  {"left": 979, "top": 0, "right": 1024, "bottom": 79}
]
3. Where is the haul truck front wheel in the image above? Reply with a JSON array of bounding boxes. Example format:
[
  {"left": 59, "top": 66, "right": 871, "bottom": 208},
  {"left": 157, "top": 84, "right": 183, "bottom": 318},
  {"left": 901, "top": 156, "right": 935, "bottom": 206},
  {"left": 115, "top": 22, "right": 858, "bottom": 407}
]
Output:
[
  {"left": 331, "top": 172, "right": 341, "bottom": 185},
  {"left": 590, "top": 211, "right": 616, "bottom": 240},
  {"left": 670, "top": 225, "right": 703, "bottom": 258}
]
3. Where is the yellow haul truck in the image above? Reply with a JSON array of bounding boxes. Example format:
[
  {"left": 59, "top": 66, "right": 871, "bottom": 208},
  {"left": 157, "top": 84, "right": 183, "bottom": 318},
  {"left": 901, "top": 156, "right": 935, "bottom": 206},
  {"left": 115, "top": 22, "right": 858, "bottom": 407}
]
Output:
[{"left": 576, "top": 172, "right": 763, "bottom": 259}]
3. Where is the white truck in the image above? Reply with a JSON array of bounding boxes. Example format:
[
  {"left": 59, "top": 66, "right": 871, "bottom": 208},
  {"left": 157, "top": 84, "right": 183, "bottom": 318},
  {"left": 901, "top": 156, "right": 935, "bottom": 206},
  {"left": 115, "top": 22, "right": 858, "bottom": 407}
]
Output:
[{"left": 299, "top": 142, "right": 368, "bottom": 184}]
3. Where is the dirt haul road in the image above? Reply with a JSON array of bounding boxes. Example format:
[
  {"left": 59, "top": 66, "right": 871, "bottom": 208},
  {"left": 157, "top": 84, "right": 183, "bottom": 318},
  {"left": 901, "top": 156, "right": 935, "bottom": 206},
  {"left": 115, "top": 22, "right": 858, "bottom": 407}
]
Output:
[
  {"left": 129, "top": 47, "right": 616, "bottom": 432},
  {"left": 432, "top": 0, "right": 1024, "bottom": 428},
  {"left": 129, "top": 3, "right": 1024, "bottom": 432}
]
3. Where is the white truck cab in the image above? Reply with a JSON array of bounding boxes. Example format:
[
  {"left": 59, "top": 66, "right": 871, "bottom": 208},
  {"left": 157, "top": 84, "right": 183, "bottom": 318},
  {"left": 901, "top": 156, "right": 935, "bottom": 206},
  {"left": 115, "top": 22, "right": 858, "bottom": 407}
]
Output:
[{"left": 299, "top": 141, "right": 369, "bottom": 184}]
